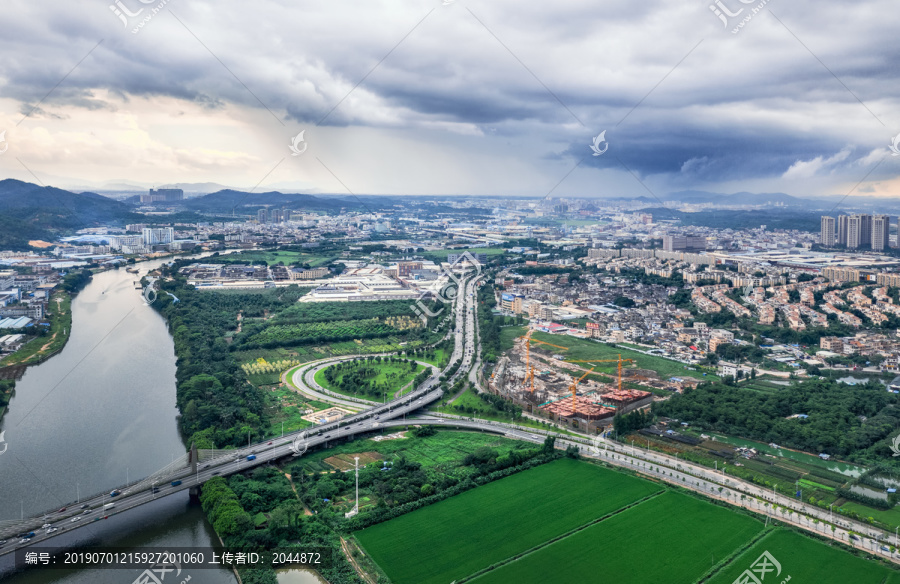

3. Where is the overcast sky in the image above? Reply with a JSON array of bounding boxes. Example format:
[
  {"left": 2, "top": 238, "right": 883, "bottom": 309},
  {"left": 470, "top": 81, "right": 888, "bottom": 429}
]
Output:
[{"left": 0, "top": 0, "right": 898, "bottom": 199}]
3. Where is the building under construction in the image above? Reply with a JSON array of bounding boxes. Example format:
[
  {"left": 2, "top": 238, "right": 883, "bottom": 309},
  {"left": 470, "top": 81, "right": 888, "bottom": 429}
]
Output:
[
  {"left": 540, "top": 396, "right": 615, "bottom": 421},
  {"left": 487, "top": 330, "right": 656, "bottom": 432}
]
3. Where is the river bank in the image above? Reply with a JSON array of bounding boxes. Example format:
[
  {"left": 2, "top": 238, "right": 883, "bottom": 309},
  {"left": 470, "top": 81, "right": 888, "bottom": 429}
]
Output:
[{"left": 0, "top": 289, "right": 75, "bottom": 425}]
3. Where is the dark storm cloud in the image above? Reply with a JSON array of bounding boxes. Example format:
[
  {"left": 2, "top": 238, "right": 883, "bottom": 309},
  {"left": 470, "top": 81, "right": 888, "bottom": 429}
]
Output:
[{"left": 0, "top": 0, "right": 897, "bottom": 192}]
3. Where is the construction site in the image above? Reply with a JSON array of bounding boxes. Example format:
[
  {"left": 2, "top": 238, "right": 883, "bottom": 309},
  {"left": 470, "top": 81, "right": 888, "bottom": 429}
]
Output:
[{"left": 488, "top": 330, "right": 655, "bottom": 433}]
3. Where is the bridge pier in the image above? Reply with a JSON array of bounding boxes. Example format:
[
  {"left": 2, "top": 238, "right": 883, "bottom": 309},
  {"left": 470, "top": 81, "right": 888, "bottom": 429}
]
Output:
[{"left": 189, "top": 485, "right": 201, "bottom": 501}]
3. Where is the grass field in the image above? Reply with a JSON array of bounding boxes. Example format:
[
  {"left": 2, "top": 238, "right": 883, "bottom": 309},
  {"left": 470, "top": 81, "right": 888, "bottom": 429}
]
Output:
[
  {"left": 293, "top": 431, "right": 528, "bottom": 474},
  {"left": 355, "top": 459, "right": 662, "bottom": 584},
  {"left": 442, "top": 386, "right": 555, "bottom": 431},
  {"left": 0, "top": 291, "right": 72, "bottom": 367},
  {"left": 471, "top": 490, "right": 763, "bottom": 584},
  {"left": 499, "top": 325, "right": 527, "bottom": 352},
  {"left": 531, "top": 332, "right": 714, "bottom": 380},
  {"left": 314, "top": 360, "right": 425, "bottom": 400},
  {"left": 707, "top": 528, "right": 900, "bottom": 584}
]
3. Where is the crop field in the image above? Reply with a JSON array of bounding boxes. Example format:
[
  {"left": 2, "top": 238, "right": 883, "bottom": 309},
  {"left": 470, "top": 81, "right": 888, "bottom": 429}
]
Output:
[
  {"left": 471, "top": 491, "right": 763, "bottom": 584},
  {"left": 233, "top": 299, "right": 427, "bottom": 351},
  {"left": 530, "top": 332, "right": 713, "bottom": 380},
  {"left": 708, "top": 528, "right": 900, "bottom": 584},
  {"left": 355, "top": 459, "right": 662, "bottom": 584},
  {"left": 245, "top": 317, "right": 418, "bottom": 347}
]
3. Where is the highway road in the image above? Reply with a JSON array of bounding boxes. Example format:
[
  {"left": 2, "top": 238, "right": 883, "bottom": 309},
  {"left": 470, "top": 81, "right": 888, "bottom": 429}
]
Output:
[{"left": 0, "top": 271, "right": 478, "bottom": 555}]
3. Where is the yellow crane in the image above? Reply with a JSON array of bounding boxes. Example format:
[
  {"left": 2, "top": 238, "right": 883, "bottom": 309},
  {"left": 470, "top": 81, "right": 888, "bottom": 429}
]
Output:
[
  {"left": 519, "top": 332, "right": 569, "bottom": 392},
  {"left": 569, "top": 367, "right": 595, "bottom": 414},
  {"left": 565, "top": 354, "right": 635, "bottom": 392}
]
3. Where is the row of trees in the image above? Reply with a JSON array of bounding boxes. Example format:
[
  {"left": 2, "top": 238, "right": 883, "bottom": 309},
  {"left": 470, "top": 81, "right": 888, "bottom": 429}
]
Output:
[{"left": 155, "top": 262, "right": 286, "bottom": 447}]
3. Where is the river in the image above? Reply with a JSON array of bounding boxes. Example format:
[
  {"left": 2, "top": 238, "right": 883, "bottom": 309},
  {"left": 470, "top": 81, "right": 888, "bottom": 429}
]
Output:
[{"left": 0, "top": 254, "right": 237, "bottom": 583}]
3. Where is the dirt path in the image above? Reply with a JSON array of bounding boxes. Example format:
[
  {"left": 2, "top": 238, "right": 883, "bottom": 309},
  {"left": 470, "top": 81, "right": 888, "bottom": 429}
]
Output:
[
  {"left": 340, "top": 537, "right": 377, "bottom": 584},
  {"left": 39, "top": 333, "right": 57, "bottom": 352},
  {"left": 284, "top": 473, "right": 314, "bottom": 515}
]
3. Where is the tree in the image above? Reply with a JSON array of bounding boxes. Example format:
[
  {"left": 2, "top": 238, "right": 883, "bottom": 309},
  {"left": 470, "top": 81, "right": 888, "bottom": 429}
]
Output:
[
  {"left": 542, "top": 436, "right": 556, "bottom": 454},
  {"left": 613, "top": 296, "right": 636, "bottom": 308}
]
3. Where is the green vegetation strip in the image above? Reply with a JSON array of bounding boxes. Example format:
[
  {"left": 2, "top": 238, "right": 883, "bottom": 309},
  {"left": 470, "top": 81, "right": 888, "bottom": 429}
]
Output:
[
  {"left": 707, "top": 528, "right": 900, "bottom": 584},
  {"left": 354, "top": 459, "right": 661, "bottom": 584},
  {"left": 470, "top": 491, "right": 763, "bottom": 584}
]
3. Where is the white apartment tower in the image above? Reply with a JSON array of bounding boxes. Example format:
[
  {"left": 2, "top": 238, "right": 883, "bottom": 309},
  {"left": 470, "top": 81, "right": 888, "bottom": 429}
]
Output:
[
  {"left": 872, "top": 215, "right": 891, "bottom": 251},
  {"left": 820, "top": 216, "right": 836, "bottom": 247}
]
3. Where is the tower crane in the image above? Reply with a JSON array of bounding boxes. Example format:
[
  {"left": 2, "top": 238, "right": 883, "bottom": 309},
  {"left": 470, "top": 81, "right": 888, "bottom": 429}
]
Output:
[
  {"left": 518, "top": 331, "right": 569, "bottom": 392},
  {"left": 569, "top": 367, "right": 596, "bottom": 414},
  {"left": 565, "top": 354, "right": 634, "bottom": 392}
]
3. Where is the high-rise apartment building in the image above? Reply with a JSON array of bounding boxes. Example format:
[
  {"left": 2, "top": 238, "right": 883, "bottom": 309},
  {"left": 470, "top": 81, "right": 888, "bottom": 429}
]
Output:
[
  {"left": 837, "top": 214, "right": 849, "bottom": 246},
  {"left": 142, "top": 227, "right": 174, "bottom": 246},
  {"left": 257, "top": 209, "right": 268, "bottom": 223},
  {"left": 872, "top": 215, "right": 891, "bottom": 251},
  {"left": 820, "top": 216, "right": 836, "bottom": 246},
  {"left": 662, "top": 235, "right": 706, "bottom": 252},
  {"left": 140, "top": 188, "right": 184, "bottom": 203},
  {"left": 846, "top": 214, "right": 872, "bottom": 249}
]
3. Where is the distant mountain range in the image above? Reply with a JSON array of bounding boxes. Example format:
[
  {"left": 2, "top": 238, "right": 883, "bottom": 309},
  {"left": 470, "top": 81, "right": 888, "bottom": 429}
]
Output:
[
  {"left": 605, "top": 190, "right": 900, "bottom": 214},
  {"left": 181, "top": 189, "right": 366, "bottom": 214},
  {"left": 662, "top": 190, "right": 807, "bottom": 206},
  {"left": 0, "top": 179, "right": 136, "bottom": 250}
]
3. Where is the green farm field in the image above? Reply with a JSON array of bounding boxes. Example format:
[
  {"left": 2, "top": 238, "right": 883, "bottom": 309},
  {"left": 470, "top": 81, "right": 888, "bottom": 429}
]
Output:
[
  {"left": 530, "top": 331, "right": 715, "bottom": 380},
  {"left": 708, "top": 528, "right": 900, "bottom": 584},
  {"left": 356, "top": 459, "right": 659, "bottom": 584},
  {"left": 355, "top": 459, "right": 662, "bottom": 584},
  {"left": 471, "top": 491, "right": 763, "bottom": 584}
]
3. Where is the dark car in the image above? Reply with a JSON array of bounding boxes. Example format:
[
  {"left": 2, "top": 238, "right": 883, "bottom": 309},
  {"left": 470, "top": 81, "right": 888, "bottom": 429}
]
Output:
[{"left": 57, "top": 508, "right": 66, "bottom": 513}]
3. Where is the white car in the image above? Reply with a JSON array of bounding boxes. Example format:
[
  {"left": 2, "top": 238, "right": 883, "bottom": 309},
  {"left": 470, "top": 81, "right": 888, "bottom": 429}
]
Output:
[
  {"left": 46, "top": 527, "right": 58, "bottom": 534},
  {"left": 70, "top": 516, "right": 81, "bottom": 523},
  {"left": 41, "top": 524, "right": 51, "bottom": 529}
]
